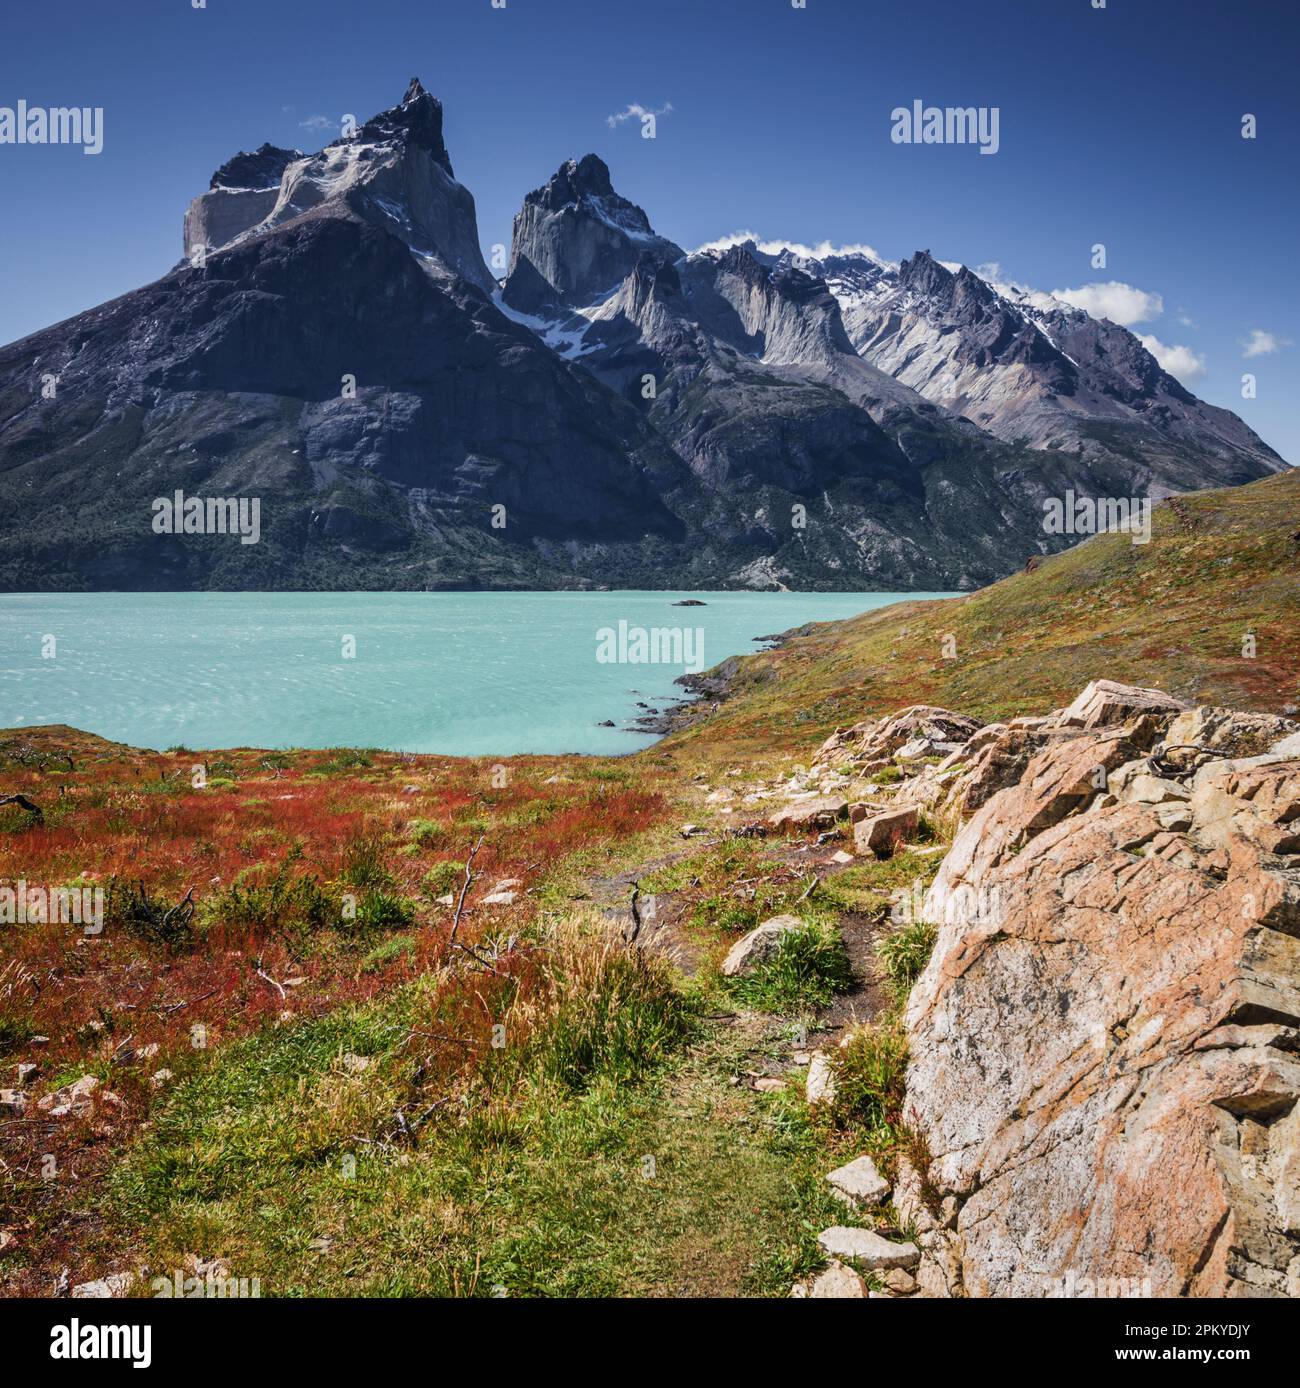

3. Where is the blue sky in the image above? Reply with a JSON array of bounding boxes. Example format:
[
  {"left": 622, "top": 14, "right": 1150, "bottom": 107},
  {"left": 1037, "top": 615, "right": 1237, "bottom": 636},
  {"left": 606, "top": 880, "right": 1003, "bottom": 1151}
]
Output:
[{"left": 1, "top": 0, "right": 1296, "bottom": 460}]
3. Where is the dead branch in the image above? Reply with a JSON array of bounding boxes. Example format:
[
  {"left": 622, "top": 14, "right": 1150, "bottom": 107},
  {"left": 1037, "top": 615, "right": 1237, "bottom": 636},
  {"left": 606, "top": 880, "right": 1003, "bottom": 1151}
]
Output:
[
  {"left": 447, "top": 834, "right": 484, "bottom": 953},
  {"left": 0, "top": 793, "right": 43, "bottom": 824}
]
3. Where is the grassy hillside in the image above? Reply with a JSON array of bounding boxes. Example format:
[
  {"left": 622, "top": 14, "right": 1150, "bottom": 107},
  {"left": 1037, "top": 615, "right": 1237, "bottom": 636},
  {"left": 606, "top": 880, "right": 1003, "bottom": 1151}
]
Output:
[{"left": 667, "top": 467, "right": 1300, "bottom": 765}]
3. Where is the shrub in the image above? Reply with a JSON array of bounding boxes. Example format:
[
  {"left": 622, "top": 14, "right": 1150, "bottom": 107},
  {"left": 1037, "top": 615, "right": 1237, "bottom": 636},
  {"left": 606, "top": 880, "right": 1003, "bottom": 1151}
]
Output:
[
  {"left": 829, "top": 1023, "right": 909, "bottom": 1140},
  {"left": 351, "top": 890, "right": 415, "bottom": 934},
  {"left": 339, "top": 835, "right": 393, "bottom": 890},
  {"left": 728, "top": 920, "right": 854, "bottom": 1012},
  {"left": 408, "top": 819, "right": 445, "bottom": 847},
  {"left": 198, "top": 863, "right": 334, "bottom": 941},
  {"left": 875, "top": 919, "right": 938, "bottom": 1006},
  {"left": 105, "top": 878, "right": 197, "bottom": 952},
  {"left": 422, "top": 861, "right": 463, "bottom": 896},
  {"left": 511, "top": 915, "right": 694, "bottom": 1092}
]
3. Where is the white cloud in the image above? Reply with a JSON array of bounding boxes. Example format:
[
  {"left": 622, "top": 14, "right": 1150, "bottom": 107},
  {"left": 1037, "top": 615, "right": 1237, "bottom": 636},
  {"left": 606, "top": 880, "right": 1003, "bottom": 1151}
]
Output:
[
  {"left": 1137, "top": 333, "right": 1206, "bottom": 381},
  {"left": 606, "top": 101, "right": 673, "bottom": 129},
  {"left": 1052, "top": 281, "right": 1164, "bottom": 326},
  {"left": 974, "top": 261, "right": 1005, "bottom": 284},
  {"left": 1241, "top": 328, "right": 1292, "bottom": 358},
  {"left": 692, "top": 230, "right": 894, "bottom": 267},
  {"left": 298, "top": 114, "right": 335, "bottom": 133}
]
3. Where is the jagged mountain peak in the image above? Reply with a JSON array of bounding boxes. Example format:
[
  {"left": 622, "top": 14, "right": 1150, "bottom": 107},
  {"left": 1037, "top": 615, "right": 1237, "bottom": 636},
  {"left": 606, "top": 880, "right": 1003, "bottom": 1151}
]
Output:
[
  {"left": 530, "top": 153, "right": 618, "bottom": 207},
  {"left": 346, "top": 77, "right": 454, "bottom": 175},
  {"left": 504, "top": 154, "right": 681, "bottom": 314},
  {"left": 210, "top": 143, "right": 302, "bottom": 192},
  {"left": 182, "top": 80, "right": 492, "bottom": 293}
]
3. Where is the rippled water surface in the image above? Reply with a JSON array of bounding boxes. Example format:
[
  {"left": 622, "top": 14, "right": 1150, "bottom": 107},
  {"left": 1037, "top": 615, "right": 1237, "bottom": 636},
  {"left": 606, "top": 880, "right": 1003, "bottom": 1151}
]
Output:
[{"left": 0, "top": 591, "right": 953, "bottom": 754}]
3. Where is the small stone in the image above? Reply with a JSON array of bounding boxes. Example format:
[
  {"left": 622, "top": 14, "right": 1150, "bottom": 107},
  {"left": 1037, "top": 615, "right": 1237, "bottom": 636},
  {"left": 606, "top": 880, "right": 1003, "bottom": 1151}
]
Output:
[
  {"left": 720, "top": 915, "right": 801, "bottom": 977},
  {"left": 679, "top": 824, "right": 703, "bottom": 838},
  {"left": 435, "top": 892, "right": 454, "bottom": 906},
  {"left": 808, "top": 1260, "right": 868, "bottom": 1298},
  {"left": 149, "top": 1069, "right": 174, "bottom": 1089},
  {"left": 826, "top": 1154, "right": 890, "bottom": 1208},
  {"left": 753, "top": 1077, "right": 785, "bottom": 1093},
  {"left": 830, "top": 849, "right": 854, "bottom": 864},
  {"left": 71, "top": 1272, "right": 132, "bottom": 1299},
  {"left": 806, "top": 1050, "right": 837, "bottom": 1105},
  {"left": 340, "top": 1053, "right": 371, "bottom": 1074},
  {"left": 37, "top": 1074, "right": 100, "bottom": 1117},
  {"left": 883, "top": 1267, "right": 918, "bottom": 1295},
  {"left": 816, "top": 1226, "right": 921, "bottom": 1271},
  {"left": 15, "top": 1062, "right": 38, "bottom": 1085},
  {"left": 481, "top": 889, "right": 517, "bottom": 907},
  {"left": 0, "top": 1088, "right": 27, "bottom": 1115}
]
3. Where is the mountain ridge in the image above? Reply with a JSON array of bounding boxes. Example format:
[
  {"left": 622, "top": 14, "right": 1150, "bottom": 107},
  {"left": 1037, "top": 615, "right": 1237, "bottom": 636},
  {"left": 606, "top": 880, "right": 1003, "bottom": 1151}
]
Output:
[{"left": 0, "top": 80, "right": 1286, "bottom": 593}]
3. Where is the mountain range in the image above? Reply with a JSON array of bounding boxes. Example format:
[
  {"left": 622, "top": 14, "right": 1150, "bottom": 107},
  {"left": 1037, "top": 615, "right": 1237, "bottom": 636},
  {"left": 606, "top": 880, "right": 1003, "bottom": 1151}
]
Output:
[{"left": 0, "top": 79, "right": 1285, "bottom": 592}]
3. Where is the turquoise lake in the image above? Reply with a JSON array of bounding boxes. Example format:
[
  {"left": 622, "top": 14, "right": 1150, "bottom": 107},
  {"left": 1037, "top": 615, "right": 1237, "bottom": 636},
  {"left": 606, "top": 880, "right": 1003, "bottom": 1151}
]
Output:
[{"left": 0, "top": 591, "right": 954, "bottom": 755}]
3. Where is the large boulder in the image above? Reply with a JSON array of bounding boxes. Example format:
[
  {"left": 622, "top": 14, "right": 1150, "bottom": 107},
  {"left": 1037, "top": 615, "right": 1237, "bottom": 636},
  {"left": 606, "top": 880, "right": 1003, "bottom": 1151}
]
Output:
[
  {"left": 768, "top": 796, "right": 848, "bottom": 831},
  {"left": 907, "top": 723, "right": 1300, "bottom": 1297},
  {"left": 1045, "top": 678, "right": 1191, "bottom": 731},
  {"left": 853, "top": 806, "right": 919, "bottom": 858},
  {"left": 816, "top": 706, "right": 982, "bottom": 770}
]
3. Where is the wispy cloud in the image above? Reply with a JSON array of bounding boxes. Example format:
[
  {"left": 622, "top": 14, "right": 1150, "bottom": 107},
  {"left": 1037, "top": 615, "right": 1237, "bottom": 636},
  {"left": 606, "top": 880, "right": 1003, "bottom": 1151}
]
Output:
[
  {"left": 1240, "top": 328, "right": 1292, "bottom": 358},
  {"left": 298, "top": 114, "right": 335, "bottom": 133},
  {"left": 1053, "top": 281, "right": 1163, "bottom": 327},
  {"left": 606, "top": 101, "right": 673, "bottom": 129},
  {"left": 1137, "top": 333, "right": 1206, "bottom": 382}
]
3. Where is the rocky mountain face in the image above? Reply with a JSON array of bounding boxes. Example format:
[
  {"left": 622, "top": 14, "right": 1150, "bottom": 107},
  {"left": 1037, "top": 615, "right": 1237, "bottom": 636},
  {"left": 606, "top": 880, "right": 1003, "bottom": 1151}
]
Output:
[
  {"left": 806, "top": 246, "right": 1280, "bottom": 487},
  {"left": 809, "top": 680, "right": 1300, "bottom": 1297},
  {"left": 0, "top": 82, "right": 1286, "bottom": 591}
]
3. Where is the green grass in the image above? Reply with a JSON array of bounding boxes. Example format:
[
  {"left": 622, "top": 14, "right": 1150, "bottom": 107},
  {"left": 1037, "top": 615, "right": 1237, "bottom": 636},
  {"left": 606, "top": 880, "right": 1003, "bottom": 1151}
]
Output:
[
  {"left": 876, "top": 920, "right": 938, "bottom": 1007},
  {"left": 828, "top": 1023, "right": 910, "bottom": 1148},
  {"left": 727, "top": 919, "right": 854, "bottom": 1013}
]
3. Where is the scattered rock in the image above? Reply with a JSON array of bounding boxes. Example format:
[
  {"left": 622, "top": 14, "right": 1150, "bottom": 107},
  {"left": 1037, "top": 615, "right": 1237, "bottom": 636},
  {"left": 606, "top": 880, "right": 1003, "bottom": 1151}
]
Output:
[
  {"left": 817, "top": 1227, "right": 920, "bottom": 1271},
  {"left": 720, "top": 915, "right": 802, "bottom": 977},
  {"left": 806, "top": 1050, "right": 837, "bottom": 1105},
  {"left": 882, "top": 1267, "right": 919, "bottom": 1295},
  {"left": 825, "top": 1154, "right": 890, "bottom": 1208},
  {"left": 752, "top": 1077, "right": 786, "bottom": 1093},
  {"left": 150, "top": 1069, "right": 174, "bottom": 1089},
  {"left": 769, "top": 796, "right": 847, "bottom": 831},
  {"left": 36, "top": 1074, "right": 101, "bottom": 1119},
  {"left": 791, "top": 1259, "right": 868, "bottom": 1298},
  {"left": 71, "top": 1272, "right": 132, "bottom": 1299},
  {"left": 853, "top": 805, "right": 919, "bottom": 858},
  {"left": 15, "top": 1062, "right": 38, "bottom": 1085},
  {"left": 340, "top": 1053, "right": 371, "bottom": 1074},
  {"left": 0, "top": 1088, "right": 27, "bottom": 1115}
]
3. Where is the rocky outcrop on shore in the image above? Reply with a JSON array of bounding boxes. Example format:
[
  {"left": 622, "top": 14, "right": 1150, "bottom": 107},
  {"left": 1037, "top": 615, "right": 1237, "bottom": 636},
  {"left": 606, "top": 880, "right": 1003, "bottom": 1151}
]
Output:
[{"left": 801, "top": 680, "right": 1300, "bottom": 1297}]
